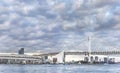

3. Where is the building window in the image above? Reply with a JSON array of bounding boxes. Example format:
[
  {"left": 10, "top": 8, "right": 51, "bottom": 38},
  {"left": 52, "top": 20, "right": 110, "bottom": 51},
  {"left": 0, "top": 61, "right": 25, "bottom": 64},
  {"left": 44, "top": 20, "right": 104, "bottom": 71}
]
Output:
[{"left": 45, "top": 56, "right": 48, "bottom": 59}]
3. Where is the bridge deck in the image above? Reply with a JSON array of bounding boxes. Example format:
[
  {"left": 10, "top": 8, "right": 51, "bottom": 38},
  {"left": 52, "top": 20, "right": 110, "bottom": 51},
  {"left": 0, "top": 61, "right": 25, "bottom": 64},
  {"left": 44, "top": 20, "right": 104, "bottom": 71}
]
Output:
[{"left": 65, "top": 51, "right": 120, "bottom": 55}]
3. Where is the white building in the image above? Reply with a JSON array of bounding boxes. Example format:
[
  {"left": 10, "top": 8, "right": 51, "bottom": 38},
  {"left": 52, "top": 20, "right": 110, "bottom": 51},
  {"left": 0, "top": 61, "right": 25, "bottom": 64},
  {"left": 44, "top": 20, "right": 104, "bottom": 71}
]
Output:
[{"left": 42, "top": 51, "right": 120, "bottom": 64}]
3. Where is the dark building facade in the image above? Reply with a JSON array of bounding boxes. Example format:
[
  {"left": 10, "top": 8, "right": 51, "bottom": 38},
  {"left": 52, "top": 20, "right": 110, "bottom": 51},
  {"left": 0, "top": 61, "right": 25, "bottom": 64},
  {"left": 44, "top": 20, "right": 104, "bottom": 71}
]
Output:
[{"left": 18, "top": 48, "right": 24, "bottom": 54}]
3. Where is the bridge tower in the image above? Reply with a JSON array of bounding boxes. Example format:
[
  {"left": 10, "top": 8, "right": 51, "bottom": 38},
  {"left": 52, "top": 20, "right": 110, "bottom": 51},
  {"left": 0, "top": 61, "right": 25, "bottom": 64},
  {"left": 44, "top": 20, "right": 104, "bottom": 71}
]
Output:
[{"left": 88, "top": 36, "right": 91, "bottom": 63}]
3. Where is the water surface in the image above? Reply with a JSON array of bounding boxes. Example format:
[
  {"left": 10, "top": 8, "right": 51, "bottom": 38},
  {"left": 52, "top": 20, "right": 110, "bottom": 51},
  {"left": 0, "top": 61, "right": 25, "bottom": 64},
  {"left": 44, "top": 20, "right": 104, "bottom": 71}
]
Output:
[{"left": 0, "top": 64, "right": 120, "bottom": 73}]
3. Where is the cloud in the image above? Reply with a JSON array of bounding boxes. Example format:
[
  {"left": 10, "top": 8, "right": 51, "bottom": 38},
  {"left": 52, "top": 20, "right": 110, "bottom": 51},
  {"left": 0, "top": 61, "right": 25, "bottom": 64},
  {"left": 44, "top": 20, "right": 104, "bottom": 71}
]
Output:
[{"left": 0, "top": 0, "right": 120, "bottom": 52}]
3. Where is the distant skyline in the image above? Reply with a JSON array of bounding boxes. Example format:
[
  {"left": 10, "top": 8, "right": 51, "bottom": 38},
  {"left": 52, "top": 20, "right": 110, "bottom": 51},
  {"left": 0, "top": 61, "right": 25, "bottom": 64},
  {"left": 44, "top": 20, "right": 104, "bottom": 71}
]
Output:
[{"left": 0, "top": 0, "right": 120, "bottom": 52}]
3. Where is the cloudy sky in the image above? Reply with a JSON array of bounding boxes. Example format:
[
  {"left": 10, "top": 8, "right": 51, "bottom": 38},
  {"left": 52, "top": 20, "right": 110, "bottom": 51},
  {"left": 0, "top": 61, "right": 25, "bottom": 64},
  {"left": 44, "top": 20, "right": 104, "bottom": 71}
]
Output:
[{"left": 0, "top": 0, "right": 120, "bottom": 52}]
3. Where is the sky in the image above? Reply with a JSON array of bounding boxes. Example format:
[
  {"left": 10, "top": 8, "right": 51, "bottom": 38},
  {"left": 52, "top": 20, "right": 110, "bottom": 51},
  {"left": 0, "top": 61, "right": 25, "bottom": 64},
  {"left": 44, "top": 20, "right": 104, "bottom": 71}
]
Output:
[{"left": 0, "top": 0, "right": 120, "bottom": 53}]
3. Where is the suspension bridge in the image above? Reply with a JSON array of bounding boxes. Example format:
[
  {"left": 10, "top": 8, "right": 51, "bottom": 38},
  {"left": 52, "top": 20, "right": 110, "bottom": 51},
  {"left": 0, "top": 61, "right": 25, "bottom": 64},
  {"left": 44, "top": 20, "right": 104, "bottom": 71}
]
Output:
[{"left": 0, "top": 36, "right": 119, "bottom": 64}]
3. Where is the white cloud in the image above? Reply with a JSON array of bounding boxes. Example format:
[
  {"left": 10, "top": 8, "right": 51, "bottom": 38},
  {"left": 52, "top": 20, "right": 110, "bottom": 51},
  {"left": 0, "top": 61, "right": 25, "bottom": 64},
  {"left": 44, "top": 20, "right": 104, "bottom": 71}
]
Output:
[{"left": 0, "top": 0, "right": 120, "bottom": 52}]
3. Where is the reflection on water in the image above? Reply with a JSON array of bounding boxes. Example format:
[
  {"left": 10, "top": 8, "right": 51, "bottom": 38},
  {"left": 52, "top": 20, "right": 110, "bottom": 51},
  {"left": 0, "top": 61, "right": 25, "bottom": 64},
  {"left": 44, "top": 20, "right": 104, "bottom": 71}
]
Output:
[{"left": 0, "top": 64, "right": 120, "bottom": 73}]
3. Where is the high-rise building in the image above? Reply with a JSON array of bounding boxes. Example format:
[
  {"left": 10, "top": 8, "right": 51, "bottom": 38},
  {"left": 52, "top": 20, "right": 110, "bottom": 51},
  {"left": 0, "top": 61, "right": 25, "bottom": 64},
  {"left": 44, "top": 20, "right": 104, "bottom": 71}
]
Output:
[{"left": 18, "top": 48, "right": 24, "bottom": 54}]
